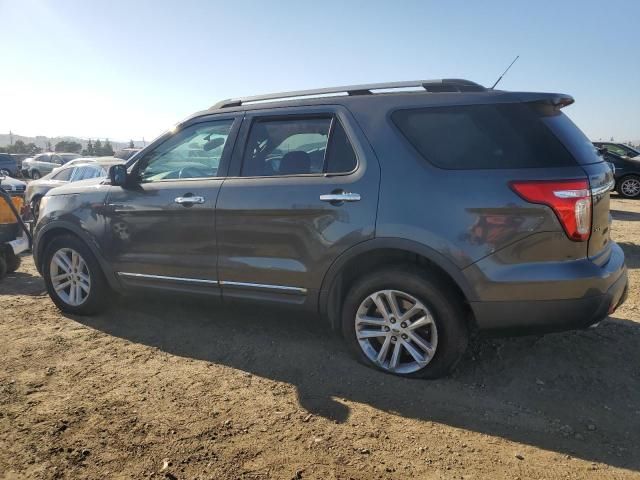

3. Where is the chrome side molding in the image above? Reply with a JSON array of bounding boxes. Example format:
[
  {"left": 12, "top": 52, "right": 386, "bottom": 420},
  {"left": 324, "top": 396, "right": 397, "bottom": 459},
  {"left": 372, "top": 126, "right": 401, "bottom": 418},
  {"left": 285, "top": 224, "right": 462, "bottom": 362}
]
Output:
[
  {"left": 220, "top": 280, "right": 307, "bottom": 294},
  {"left": 116, "top": 272, "right": 307, "bottom": 294},
  {"left": 117, "top": 272, "right": 218, "bottom": 284}
]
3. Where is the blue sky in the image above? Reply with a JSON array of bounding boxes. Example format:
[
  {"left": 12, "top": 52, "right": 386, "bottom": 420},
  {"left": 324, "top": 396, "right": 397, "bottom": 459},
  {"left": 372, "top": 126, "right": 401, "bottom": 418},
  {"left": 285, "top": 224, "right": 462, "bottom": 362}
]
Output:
[{"left": 1, "top": 0, "right": 639, "bottom": 142}]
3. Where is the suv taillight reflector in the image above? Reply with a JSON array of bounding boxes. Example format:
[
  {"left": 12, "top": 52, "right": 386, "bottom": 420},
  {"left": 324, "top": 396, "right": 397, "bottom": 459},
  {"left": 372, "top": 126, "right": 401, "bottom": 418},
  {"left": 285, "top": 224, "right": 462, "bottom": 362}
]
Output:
[{"left": 510, "top": 180, "right": 591, "bottom": 242}]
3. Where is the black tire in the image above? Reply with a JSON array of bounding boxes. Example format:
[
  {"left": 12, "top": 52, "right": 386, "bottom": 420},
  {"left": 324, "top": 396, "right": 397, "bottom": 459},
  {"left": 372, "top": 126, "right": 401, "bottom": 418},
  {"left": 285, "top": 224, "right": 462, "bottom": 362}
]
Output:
[
  {"left": 0, "top": 169, "right": 11, "bottom": 176},
  {"left": 31, "top": 170, "right": 41, "bottom": 180},
  {"left": 31, "top": 196, "right": 42, "bottom": 221},
  {"left": 5, "top": 248, "right": 21, "bottom": 273},
  {"left": 42, "top": 234, "right": 110, "bottom": 315},
  {"left": 617, "top": 175, "right": 640, "bottom": 199},
  {"left": 341, "top": 266, "right": 469, "bottom": 379},
  {"left": 0, "top": 254, "right": 7, "bottom": 281}
]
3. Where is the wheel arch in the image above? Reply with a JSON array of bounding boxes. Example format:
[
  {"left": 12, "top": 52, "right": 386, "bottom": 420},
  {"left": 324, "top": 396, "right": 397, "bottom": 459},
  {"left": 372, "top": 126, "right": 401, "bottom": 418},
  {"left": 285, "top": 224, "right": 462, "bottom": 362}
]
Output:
[
  {"left": 318, "top": 238, "right": 478, "bottom": 330},
  {"left": 34, "top": 222, "right": 120, "bottom": 290}
]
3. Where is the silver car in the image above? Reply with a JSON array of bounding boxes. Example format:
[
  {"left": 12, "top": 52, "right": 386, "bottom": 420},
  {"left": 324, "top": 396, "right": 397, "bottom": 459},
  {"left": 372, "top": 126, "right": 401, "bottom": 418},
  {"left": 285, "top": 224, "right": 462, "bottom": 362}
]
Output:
[
  {"left": 26, "top": 157, "right": 124, "bottom": 219},
  {"left": 22, "top": 152, "right": 81, "bottom": 179}
]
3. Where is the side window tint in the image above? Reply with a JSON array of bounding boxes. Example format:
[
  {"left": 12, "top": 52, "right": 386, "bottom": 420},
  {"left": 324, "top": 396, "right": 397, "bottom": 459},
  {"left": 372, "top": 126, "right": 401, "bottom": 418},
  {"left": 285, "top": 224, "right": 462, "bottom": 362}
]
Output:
[
  {"left": 53, "top": 167, "right": 74, "bottom": 181},
  {"left": 242, "top": 118, "right": 331, "bottom": 177},
  {"left": 138, "top": 120, "right": 234, "bottom": 182},
  {"left": 393, "top": 104, "right": 577, "bottom": 169},
  {"left": 326, "top": 120, "right": 357, "bottom": 173}
]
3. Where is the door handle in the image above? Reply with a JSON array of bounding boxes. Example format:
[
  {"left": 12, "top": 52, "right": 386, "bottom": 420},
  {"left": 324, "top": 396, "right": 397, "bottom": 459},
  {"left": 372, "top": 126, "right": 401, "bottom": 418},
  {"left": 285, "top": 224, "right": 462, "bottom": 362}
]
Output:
[
  {"left": 174, "top": 195, "right": 205, "bottom": 205},
  {"left": 320, "top": 192, "right": 361, "bottom": 202}
]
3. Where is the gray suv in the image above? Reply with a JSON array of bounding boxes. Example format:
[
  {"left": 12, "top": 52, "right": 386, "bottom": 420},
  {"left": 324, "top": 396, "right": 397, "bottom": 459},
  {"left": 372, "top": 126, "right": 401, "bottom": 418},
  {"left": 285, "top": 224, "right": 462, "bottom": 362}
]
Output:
[{"left": 33, "top": 79, "right": 628, "bottom": 378}]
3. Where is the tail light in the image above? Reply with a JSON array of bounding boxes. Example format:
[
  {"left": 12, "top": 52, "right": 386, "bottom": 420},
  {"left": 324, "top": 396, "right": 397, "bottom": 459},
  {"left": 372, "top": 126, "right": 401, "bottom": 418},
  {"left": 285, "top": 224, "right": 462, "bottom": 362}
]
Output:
[{"left": 510, "top": 179, "right": 591, "bottom": 241}]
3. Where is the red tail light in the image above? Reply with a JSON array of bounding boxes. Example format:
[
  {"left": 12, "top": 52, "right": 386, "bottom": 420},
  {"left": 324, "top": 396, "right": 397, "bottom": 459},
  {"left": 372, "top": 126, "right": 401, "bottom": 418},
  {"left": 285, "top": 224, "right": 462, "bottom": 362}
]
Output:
[{"left": 510, "top": 180, "right": 591, "bottom": 242}]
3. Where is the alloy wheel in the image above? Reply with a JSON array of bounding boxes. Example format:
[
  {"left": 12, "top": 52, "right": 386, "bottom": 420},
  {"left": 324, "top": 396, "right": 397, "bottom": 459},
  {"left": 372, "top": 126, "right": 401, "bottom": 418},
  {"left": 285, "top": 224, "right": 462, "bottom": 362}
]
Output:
[
  {"left": 621, "top": 178, "right": 640, "bottom": 198},
  {"left": 355, "top": 289, "right": 438, "bottom": 374},
  {"left": 49, "top": 248, "right": 91, "bottom": 306}
]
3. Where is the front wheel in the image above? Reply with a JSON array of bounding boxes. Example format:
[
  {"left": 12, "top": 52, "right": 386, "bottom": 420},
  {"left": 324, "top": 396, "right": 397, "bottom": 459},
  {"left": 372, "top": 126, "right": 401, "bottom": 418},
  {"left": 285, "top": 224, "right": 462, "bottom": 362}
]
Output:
[
  {"left": 341, "top": 267, "right": 469, "bottom": 379},
  {"left": 42, "top": 235, "right": 110, "bottom": 315},
  {"left": 31, "top": 170, "right": 41, "bottom": 180},
  {"left": 0, "top": 169, "right": 11, "bottom": 176},
  {"left": 618, "top": 175, "right": 640, "bottom": 199}
]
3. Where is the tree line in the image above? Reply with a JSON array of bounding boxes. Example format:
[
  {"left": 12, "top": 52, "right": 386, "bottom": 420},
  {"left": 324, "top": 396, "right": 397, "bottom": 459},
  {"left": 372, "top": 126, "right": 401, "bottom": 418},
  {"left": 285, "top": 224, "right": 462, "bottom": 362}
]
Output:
[{"left": 0, "top": 138, "right": 124, "bottom": 156}]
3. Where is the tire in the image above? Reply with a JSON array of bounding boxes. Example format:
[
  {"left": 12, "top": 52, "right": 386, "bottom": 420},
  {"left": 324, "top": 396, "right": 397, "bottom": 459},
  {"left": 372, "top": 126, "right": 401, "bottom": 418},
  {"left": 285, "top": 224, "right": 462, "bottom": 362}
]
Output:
[
  {"left": 42, "top": 234, "right": 110, "bottom": 315},
  {"left": 31, "top": 196, "right": 42, "bottom": 221},
  {"left": 0, "top": 169, "right": 10, "bottom": 176},
  {"left": 341, "top": 266, "right": 469, "bottom": 379},
  {"left": 617, "top": 175, "right": 640, "bottom": 199},
  {"left": 5, "top": 248, "right": 21, "bottom": 273},
  {"left": 31, "top": 170, "right": 41, "bottom": 180},
  {"left": 0, "top": 254, "right": 6, "bottom": 281}
]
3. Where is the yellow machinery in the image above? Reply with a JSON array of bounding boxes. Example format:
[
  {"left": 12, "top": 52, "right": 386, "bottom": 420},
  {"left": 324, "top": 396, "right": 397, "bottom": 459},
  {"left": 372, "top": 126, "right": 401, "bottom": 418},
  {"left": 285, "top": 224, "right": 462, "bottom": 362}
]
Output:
[{"left": 0, "top": 176, "right": 31, "bottom": 279}]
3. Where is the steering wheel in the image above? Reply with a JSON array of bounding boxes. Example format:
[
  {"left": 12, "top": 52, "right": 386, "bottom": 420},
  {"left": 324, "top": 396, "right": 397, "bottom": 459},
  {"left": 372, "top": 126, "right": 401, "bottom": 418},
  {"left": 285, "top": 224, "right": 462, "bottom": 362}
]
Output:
[{"left": 178, "top": 166, "right": 210, "bottom": 179}]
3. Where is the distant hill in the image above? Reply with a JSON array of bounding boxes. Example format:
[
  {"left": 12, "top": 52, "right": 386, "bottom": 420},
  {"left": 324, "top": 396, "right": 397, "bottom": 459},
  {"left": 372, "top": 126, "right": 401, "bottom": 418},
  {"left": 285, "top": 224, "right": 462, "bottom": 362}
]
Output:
[{"left": 0, "top": 133, "right": 146, "bottom": 151}]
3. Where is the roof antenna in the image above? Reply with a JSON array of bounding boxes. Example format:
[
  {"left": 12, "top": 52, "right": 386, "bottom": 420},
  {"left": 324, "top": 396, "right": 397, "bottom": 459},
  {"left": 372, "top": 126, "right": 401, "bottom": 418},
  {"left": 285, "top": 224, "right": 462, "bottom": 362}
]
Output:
[{"left": 491, "top": 55, "right": 519, "bottom": 90}]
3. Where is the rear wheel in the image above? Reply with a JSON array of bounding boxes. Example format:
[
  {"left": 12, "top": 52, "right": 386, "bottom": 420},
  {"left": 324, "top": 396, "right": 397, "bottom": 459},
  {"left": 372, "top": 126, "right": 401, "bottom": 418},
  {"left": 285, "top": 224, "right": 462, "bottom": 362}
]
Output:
[
  {"left": 31, "top": 196, "right": 42, "bottom": 221},
  {"left": 341, "top": 267, "right": 469, "bottom": 379},
  {"left": 0, "top": 254, "right": 7, "bottom": 280},
  {"left": 618, "top": 175, "right": 640, "bottom": 199},
  {"left": 0, "top": 169, "right": 11, "bottom": 176},
  {"left": 5, "top": 249, "right": 21, "bottom": 273},
  {"left": 43, "top": 235, "right": 109, "bottom": 315},
  {"left": 31, "top": 170, "right": 41, "bottom": 180}
]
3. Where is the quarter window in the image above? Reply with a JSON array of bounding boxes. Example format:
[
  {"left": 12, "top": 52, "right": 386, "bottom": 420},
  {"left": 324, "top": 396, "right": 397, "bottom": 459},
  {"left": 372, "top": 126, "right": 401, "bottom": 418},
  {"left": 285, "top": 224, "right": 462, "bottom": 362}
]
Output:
[
  {"left": 241, "top": 116, "right": 357, "bottom": 177},
  {"left": 137, "top": 120, "right": 234, "bottom": 182},
  {"left": 392, "top": 104, "right": 577, "bottom": 169}
]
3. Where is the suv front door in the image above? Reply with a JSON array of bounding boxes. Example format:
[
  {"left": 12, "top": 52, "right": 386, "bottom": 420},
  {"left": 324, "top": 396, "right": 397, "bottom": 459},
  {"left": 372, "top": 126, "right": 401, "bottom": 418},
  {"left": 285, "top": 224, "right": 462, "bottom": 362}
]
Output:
[
  {"left": 103, "top": 115, "right": 240, "bottom": 294},
  {"left": 216, "top": 106, "right": 380, "bottom": 307}
]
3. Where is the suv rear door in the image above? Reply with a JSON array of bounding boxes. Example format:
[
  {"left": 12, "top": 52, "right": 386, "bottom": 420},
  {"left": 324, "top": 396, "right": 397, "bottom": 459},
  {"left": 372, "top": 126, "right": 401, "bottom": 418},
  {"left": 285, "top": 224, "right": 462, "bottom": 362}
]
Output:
[{"left": 216, "top": 106, "right": 379, "bottom": 306}]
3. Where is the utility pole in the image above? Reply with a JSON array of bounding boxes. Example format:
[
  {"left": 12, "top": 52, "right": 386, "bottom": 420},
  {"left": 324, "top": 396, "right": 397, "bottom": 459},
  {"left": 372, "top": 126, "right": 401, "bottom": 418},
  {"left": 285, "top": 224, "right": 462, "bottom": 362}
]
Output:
[{"left": 9, "top": 130, "right": 13, "bottom": 145}]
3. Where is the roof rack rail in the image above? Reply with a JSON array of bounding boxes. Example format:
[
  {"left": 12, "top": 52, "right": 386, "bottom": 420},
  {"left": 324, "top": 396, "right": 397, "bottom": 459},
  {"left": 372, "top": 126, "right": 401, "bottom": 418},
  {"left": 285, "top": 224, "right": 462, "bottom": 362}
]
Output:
[{"left": 210, "top": 79, "right": 485, "bottom": 109}]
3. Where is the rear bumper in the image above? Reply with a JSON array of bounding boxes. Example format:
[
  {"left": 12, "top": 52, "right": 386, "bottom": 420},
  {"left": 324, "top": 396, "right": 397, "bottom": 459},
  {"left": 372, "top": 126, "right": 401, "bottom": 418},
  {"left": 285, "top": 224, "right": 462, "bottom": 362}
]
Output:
[{"left": 469, "top": 242, "right": 628, "bottom": 334}]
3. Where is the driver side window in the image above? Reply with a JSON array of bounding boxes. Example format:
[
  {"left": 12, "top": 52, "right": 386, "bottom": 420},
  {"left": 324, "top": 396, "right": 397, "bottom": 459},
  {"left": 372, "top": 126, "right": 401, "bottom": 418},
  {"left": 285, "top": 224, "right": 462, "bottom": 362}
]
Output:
[{"left": 138, "top": 120, "right": 234, "bottom": 182}]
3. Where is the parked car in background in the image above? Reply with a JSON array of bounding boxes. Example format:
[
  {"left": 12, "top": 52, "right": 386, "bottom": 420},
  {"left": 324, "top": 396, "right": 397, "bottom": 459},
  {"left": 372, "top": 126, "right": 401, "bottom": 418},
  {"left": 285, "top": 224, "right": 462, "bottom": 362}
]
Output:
[
  {"left": 33, "top": 79, "right": 627, "bottom": 379},
  {"left": 22, "top": 152, "right": 81, "bottom": 179},
  {"left": 0, "top": 153, "right": 20, "bottom": 177},
  {"left": 594, "top": 141, "right": 640, "bottom": 159},
  {"left": 0, "top": 174, "right": 26, "bottom": 194},
  {"left": 114, "top": 147, "right": 141, "bottom": 161},
  {"left": 597, "top": 148, "right": 640, "bottom": 198},
  {"left": 26, "top": 157, "right": 124, "bottom": 220}
]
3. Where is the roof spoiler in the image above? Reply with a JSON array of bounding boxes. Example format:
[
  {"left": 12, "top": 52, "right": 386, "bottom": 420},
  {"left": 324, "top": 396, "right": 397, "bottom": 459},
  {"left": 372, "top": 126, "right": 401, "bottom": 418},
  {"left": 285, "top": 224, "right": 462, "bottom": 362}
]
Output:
[{"left": 516, "top": 92, "right": 575, "bottom": 109}]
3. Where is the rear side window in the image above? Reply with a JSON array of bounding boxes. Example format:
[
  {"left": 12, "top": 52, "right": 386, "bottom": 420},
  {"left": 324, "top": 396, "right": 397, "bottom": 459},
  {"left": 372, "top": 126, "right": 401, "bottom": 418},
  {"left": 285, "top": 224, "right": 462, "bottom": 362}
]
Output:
[
  {"left": 392, "top": 104, "right": 577, "bottom": 169},
  {"left": 241, "top": 116, "right": 357, "bottom": 177},
  {"left": 52, "top": 168, "right": 74, "bottom": 181}
]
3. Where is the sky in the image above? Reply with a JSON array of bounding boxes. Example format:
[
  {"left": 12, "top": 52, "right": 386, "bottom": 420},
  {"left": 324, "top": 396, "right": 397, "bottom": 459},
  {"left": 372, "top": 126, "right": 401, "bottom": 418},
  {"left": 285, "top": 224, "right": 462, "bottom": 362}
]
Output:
[{"left": 0, "top": 0, "right": 639, "bottom": 143}]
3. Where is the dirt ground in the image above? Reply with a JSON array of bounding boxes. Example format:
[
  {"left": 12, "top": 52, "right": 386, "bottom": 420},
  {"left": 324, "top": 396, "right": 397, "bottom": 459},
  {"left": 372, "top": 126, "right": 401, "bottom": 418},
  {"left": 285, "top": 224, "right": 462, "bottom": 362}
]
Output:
[{"left": 1, "top": 197, "right": 639, "bottom": 480}]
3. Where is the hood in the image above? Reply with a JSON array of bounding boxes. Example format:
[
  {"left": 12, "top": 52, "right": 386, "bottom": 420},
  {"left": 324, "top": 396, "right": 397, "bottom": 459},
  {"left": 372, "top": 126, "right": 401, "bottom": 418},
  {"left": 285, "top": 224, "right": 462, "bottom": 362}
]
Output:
[
  {"left": 46, "top": 176, "right": 110, "bottom": 197},
  {"left": 0, "top": 176, "right": 27, "bottom": 191}
]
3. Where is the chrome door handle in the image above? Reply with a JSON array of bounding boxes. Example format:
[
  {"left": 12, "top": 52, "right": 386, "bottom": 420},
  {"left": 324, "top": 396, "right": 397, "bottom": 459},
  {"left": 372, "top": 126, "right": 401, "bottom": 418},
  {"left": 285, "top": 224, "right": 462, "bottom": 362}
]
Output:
[
  {"left": 320, "top": 192, "right": 361, "bottom": 202},
  {"left": 174, "top": 195, "right": 205, "bottom": 205}
]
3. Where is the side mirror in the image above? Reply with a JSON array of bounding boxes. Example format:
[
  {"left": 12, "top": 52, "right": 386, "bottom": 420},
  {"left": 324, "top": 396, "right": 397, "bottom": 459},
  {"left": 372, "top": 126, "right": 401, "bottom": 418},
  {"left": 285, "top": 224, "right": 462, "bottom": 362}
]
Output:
[{"left": 109, "top": 164, "right": 128, "bottom": 186}]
